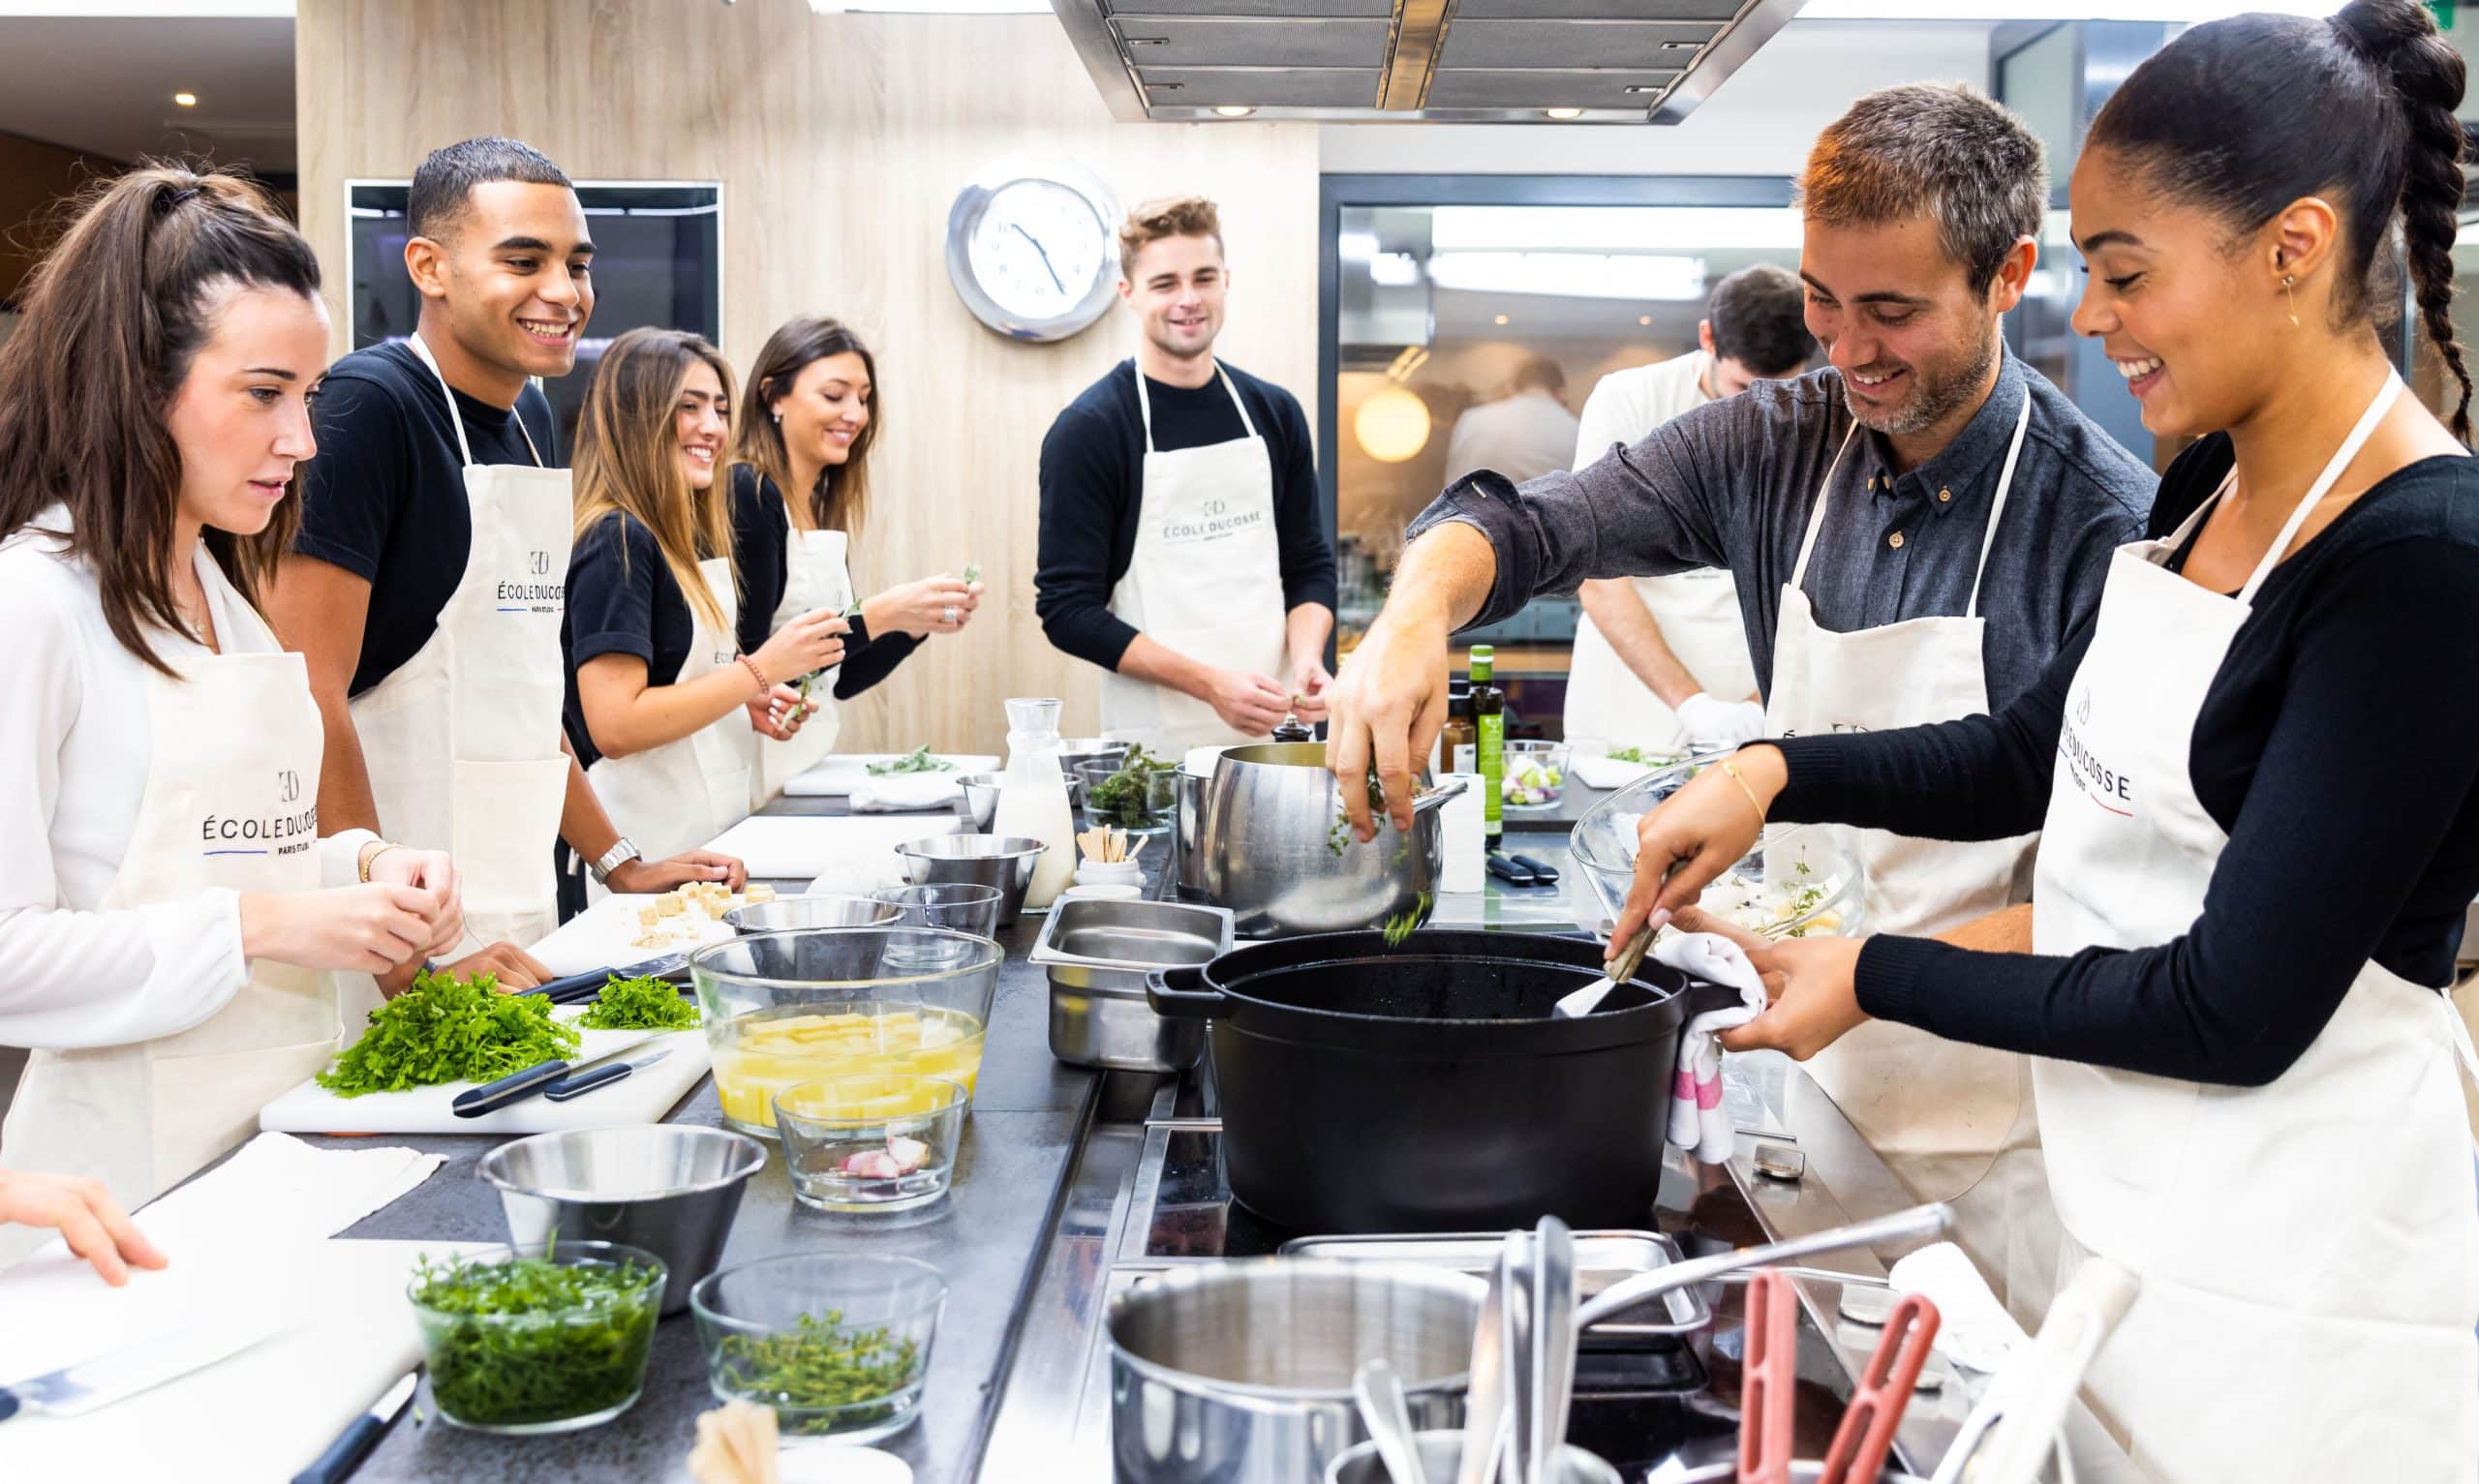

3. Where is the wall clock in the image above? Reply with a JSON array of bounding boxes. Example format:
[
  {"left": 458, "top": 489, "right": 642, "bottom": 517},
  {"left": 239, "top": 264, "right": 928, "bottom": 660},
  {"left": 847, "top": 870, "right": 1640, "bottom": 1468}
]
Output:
[{"left": 945, "top": 158, "right": 1120, "bottom": 343}]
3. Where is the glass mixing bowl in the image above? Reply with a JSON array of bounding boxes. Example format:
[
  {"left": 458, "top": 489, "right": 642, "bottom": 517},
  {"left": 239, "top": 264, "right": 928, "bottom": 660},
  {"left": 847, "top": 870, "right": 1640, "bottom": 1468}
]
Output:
[{"left": 1568, "top": 760, "right": 1867, "bottom": 939}]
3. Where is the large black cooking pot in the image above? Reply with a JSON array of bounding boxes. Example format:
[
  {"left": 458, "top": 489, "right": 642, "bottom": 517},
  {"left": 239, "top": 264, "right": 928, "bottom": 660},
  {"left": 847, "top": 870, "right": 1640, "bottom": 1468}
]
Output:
[{"left": 1147, "top": 929, "right": 1741, "bottom": 1234}]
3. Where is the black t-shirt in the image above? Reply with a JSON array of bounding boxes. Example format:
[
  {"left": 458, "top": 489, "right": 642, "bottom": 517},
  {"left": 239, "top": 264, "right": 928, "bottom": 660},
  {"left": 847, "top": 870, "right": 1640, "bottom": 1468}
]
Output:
[
  {"left": 1034, "top": 358, "right": 1337, "bottom": 671},
  {"left": 562, "top": 511, "right": 701, "bottom": 771},
  {"left": 727, "top": 465, "right": 920, "bottom": 700},
  {"left": 1773, "top": 434, "right": 2479, "bottom": 1086},
  {"left": 293, "top": 340, "right": 562, "bottom": 696}
]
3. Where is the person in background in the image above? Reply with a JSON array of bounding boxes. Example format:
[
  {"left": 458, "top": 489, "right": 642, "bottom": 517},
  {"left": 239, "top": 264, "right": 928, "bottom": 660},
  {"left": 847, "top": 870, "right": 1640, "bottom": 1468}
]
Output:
[
  {"left": 1623, "top": 7, "right": 2479, "bottom": 1473},
  {"left": 1325, "top": 85, "right": 2158, "bottom": 1321},
  {"left": 1568, "top": 264, "right": 1818, "bottom": 753},
  {"left": 0, "top": 168, "right": 460, "bottom": 1260},
  {"left": 1441, "top": 353, "right": 1578, "bottom": 486},
  {"left": 564, "top": 329, "right": 848, "bottom": 869},
  {"left": 731, "top": 316, "right": 981, "bottom": 807},
  {"left": 268, "top": 137, "right": 742, "bottom": 1001},
  {"left": 1036, "top": 196, "right": 1339, "bottom": 755}
]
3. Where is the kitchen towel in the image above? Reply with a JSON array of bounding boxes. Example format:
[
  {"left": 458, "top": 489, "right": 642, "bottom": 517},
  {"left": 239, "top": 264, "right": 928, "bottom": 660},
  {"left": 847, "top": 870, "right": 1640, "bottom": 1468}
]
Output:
[
  {"left": 1655, "top": 932, "right": 1766, "bottom": 1165},
  {"left": 847, "top": 773, "right": 964, "bottom": 812},
  {"left": 1890, "top": 1239, "right": 2030, "bottom": 1375}
]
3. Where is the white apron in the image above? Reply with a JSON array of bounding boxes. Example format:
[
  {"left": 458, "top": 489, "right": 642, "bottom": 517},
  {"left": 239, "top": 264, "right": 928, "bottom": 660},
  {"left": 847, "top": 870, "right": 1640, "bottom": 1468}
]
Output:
[
  {"left": 1564, "top": 569, "right": 1757, "bottom": 752},
  {"left": 748, "top": 515, "right": 850, "bottom": 810},
  {"left": 1764, "top": 398, "right": 2054, "bottom": 1317},
  {"left": 347, "top": 331, "right": 571, "bottom": 984},
  {"left": 589, "top": 557, "right": 753, "bottom": 873},
  {"left": 2032, "top": 373, "right": 2479, "bottom": 1484},
  {"left": 1098, "top": 364, "right": 1290, "bottom": 758},
  {"left": 1, "top": 599, "right": 340, "bottom": 1257}
]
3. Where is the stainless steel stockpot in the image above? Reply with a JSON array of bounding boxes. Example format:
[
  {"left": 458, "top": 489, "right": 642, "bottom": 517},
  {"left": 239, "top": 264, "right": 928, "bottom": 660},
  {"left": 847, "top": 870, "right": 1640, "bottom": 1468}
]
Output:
[{"left": 1195, "top": 742, "right": 1464, "bottom": 938}]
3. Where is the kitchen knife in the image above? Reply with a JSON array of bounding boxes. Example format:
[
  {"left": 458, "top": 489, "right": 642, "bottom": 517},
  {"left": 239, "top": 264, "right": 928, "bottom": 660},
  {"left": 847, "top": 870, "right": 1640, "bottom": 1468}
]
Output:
[
  {"left": 1507, "top": 853, "right": 1561, "bottom": 886},
  {"left": 289, "top": 1370, "right": 417, "bottom": 1484},
  {"left": 525, "top": 952, "right": 691, "bottom": 1004},
  {"left": 1485, "top": 852, "right": 1538, "bottom": 887},
  {"left": 0, "top": 1316, "right": 284, "bottom": 1421},
  {"left": 450, "top": 1032, "right": 662, "bottom": 1119},
  {"left": 542, "top": 1046, "right": 673, "bottom": 1102}
]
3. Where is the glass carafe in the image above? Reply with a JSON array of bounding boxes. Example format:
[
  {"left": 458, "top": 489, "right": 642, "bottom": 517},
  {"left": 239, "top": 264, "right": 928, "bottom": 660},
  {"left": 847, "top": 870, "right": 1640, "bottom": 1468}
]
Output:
[{"left": 994, "top": 697, "right": 1076, "bottom": 910}]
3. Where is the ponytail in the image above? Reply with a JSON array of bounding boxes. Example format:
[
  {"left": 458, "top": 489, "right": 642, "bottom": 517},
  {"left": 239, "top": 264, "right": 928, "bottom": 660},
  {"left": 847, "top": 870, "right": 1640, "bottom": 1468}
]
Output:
[
  {"left": 2332, "top": 0, "right": 2471, "bottom": 442},
  {"left": 2088, "top": 0, "right": 2471, "bottom": 442}
]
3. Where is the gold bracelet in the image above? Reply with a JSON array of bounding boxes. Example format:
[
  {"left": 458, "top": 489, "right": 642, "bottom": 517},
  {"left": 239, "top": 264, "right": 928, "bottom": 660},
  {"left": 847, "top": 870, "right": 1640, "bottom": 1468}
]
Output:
[
  {"left": 1719, "top": 760, "right": 1767, "bottom": 826},
  {"left": 357, "top": 839, "right": 398, "bottom": 884}
]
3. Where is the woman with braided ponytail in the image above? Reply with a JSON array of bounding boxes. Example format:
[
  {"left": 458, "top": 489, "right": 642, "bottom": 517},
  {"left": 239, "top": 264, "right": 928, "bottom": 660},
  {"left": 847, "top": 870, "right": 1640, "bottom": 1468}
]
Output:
[{"left": 1613, "top": 5, "right": 2479, "bottom": 1474}]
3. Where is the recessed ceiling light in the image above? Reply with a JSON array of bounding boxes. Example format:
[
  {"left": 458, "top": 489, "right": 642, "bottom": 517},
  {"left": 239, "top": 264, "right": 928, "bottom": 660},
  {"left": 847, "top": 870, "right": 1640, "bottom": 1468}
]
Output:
[
  {"left": 1638, "top": 315, "right": 1652, "bottom": 326},
  {"left": 1543, "top": 107, "right": 1584, "bottom": 120},
  {"left": 1212, "top": 106, "right": 1256, "bottom": 118},
  {"left": 172, "top": 92, "right": 199, "bottom": 107},
  {"left": 1493, "top": 314, "right": 1510, "bottom": 326}
]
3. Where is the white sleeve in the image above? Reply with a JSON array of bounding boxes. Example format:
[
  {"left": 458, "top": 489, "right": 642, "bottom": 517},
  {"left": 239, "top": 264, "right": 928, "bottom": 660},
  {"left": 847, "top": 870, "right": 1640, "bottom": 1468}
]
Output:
[
  {"left": 319, "top": 829, "right": 381, "bottom": 890},
  {"left": 1574, "top": 375, "right": 1636, "bottom": 469},
  {"left": 0, "top": 577, "right": 249, "bottom": 1050}
]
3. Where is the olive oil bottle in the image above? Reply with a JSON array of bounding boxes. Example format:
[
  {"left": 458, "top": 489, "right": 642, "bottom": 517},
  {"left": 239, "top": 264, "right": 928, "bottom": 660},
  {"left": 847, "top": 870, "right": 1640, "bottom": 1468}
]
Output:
[{"left": 1470, "top": 645, "right": 1504, "bottom": 844}]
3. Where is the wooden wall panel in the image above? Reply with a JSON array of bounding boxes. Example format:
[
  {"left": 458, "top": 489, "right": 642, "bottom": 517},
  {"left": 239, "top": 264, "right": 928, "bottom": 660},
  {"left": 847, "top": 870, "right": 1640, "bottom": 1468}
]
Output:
[{"left": 296, "top": 0, "right": 1320, "bottom": 754}]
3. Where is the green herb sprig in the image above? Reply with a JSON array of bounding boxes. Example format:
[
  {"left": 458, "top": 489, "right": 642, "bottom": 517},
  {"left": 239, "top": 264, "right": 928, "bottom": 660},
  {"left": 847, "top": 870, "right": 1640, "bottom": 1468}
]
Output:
[
  {"left": 411, "top": 1251, "right": 660, "bottom": 1429},
  {"left": 1086, "top": 745, "right": 1170, "bottom": 829},
  {"left": 577, "top": 976, "right": 700, "bottom": 1032},
  {"left": 1380, "top": 891, "right": 1434, "bottom": 949},
  {"left": 712, "top": 1310, "right": 923, "bottom": 1433},
  {"left": 317, "top": 970, "right": 580, "bottom": 1098},
  {"left": 1329, "top": 772, "right": 1391, "bottom": 856},
  {"left": 867, "top": 744, "right": 956, "bottom": 776},
  {"left": 962, "top": 562, "right": 982, "bottom": 586}
]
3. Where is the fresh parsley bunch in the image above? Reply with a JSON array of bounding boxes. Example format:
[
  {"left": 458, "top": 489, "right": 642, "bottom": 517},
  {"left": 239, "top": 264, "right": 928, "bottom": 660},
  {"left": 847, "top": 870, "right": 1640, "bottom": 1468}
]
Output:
[
  {"left": 577, "top": 976, "right": 700, "bottom": 1032},
  {"left": 316, "top": 969, "right": 581, "bottom": 1097}
]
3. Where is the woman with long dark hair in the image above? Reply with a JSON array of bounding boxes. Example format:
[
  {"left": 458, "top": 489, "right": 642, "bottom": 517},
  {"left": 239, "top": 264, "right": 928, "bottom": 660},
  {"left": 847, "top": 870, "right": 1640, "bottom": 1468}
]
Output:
[
  {"left": 731, "top": 317, "right": 983, "bottom": 804},
  {"left": 563, "top": 327, "right": 845, "bottom": 868},
  {"left": 1617, "top": 3, "right": 2478, "bottom": 1474},
  {"left": 0, "top": 167, "right": 461, "bottom": 1263}
]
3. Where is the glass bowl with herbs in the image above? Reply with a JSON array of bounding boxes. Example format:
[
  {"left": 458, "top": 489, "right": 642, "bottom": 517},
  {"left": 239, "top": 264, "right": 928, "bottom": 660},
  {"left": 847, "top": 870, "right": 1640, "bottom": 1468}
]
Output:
[
  {"left": 690, "top": 1253, "right": 947, "bottom": 1442},
  {"left": 408, "top": 1240, "right": 665, "bottom": 1435},
  {"left": 1569, "top": 762, "right": 1866, "bottom": 941},
  {"left": 1077, "top": 749, "right": 1177, "bottom": 835}
]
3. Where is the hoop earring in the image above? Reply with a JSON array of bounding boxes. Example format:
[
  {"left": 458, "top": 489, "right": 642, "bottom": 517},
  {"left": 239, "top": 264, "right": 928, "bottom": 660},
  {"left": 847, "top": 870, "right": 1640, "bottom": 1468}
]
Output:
[{"left": 2283, "top": 274, "right": 2300, "bottom": 329}]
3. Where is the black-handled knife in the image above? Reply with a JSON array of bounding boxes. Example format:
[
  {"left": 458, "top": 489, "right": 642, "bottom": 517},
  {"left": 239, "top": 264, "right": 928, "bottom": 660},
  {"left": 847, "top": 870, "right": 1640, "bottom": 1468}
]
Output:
[
  {"left": 450, "top": 1034, "right": 660, "bottom": 1118},
  {"left": 1508, "top": 853, "right": 1562, "bottom": 886},
  {"left": 1485, "top": 851, "right": 1539, "bottom": 887},
  {"left": 524, "top": 951, "right": 691, "bottom": 1005},
  {"left": 290, "top": 1371, "right": 416, "bottom": 1484},
  {"left": 542, "top": 1046, "right": 672, "bottom": 1102}
]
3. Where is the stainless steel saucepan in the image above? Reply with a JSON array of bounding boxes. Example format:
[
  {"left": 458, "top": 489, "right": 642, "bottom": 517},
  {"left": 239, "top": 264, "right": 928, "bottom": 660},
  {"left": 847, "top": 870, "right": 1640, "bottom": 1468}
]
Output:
[{"left": 1195, "top": 742, "right": 1466, "bottom": 938}]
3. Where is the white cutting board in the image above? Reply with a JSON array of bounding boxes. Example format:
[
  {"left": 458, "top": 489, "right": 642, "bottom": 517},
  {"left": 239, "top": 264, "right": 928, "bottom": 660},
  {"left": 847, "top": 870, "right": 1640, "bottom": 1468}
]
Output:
[
  {"left": 259, "top": 1010, "right": 710, "bottom": 1136},
  {"left": 531, "top": 891, "right": 745, "bottom": 975},
  {"left": 0, "top": 1237, "right": 489, "bottom": 1484},
  {"left": 701, "top": 812, "right": 960, "bottom": 879},
  {"left": 780, "top": 753, "right": 997, "bottom": 797}
]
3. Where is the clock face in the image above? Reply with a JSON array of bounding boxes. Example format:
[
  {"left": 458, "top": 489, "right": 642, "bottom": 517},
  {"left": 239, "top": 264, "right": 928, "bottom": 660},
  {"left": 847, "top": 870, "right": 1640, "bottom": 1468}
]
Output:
[{"left": 964, "top": 178, "right": 1110, "bottom": 323}]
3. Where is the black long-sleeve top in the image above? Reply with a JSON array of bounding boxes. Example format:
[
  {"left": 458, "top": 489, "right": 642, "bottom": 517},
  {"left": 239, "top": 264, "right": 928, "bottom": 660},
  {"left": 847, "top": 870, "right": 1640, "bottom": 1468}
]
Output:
[
  {"left": 728, "top": 465, "right": 919, "bottom": 700},
  {"left": 1034, "top": 358, "right": 1337, "bottom": 671},
  {"left": 1771, "top": 435, "right": 2479, "bottom": 1088}
]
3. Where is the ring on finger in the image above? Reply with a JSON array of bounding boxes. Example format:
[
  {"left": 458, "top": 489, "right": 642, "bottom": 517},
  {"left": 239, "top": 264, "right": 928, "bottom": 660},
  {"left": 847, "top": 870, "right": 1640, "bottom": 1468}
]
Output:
[{"left": 941, "top": 604, "right": 959, "bottom": 626}]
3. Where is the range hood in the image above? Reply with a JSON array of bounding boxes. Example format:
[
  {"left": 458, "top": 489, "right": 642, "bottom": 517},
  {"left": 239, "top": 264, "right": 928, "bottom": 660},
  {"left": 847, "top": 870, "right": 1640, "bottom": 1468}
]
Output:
[{"left": 1050, "top": 0, "right": 1803, "bottom": 124}]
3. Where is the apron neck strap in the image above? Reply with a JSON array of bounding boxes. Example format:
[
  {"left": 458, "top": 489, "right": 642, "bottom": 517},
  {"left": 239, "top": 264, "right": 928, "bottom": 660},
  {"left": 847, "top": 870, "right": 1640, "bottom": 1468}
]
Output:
[
  {"left": 1963, "top": 393, "right": 2035, "bottom": 621},
  {"left": 408, "top": 329, "right": 546, "bottom": 470},
  {"left": 1132, "top": 360, "right": 1255, "bottom": 455},
  {"left": 2235, "top": 372, "right": 2402, "bottom": 605},
  {"left": 1790, "top": 419, "right": 1864, "bottom": 591}
]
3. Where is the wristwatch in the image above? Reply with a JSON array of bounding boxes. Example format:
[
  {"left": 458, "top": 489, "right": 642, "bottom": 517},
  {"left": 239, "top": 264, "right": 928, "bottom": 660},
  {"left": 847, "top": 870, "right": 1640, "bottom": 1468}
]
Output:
[{"left": 589, "top": 836, "right": 644, "bottom": 886}]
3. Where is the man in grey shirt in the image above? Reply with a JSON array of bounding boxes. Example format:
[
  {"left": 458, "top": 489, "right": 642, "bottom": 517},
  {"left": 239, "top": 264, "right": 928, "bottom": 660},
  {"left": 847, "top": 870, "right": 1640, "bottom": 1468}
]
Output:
[{"left": 1327, "top": 82, "right": 2155, "bottom": 1316}]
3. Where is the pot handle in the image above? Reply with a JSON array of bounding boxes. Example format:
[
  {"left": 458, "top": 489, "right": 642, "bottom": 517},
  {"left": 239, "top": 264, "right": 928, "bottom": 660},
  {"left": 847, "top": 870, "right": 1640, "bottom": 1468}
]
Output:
[
  {"left": 1684, "top": 981, "right": 1754, "bottom": 1019},
  {"left": 1146, "top": 965, "right": 1231, "bottom": 1019},
  {"left": 1408, "top": 775, "right": 1469, "bottom": 814}
]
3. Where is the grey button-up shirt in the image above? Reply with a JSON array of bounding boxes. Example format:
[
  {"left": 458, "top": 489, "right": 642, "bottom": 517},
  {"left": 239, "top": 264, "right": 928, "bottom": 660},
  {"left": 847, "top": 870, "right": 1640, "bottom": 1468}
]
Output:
[{"left": 1410, "top": 351, "right": 2158, "bottom": 712}]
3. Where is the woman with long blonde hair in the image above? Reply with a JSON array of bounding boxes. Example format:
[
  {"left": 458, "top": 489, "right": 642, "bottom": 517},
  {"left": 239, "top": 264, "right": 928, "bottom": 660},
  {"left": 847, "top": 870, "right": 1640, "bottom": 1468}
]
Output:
[
  {"left": 731, "top": 316, "right": 983, "bottom": 805},
  {"left": 563, "top": 327, "right": 845, "bottom": 869}
]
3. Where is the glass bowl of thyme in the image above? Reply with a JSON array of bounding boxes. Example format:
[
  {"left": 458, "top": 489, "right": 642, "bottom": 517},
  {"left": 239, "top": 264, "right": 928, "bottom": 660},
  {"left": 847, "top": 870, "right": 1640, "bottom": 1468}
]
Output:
[
  {"left": 407, "top": 1240, "right": 665, "bottom": 1435},
  {"left": 1077, "top": 750, "right": 1177, "bottom": 835},
  {"left": 690, "top": 1253, "right": 947, "bottom": 1442}
]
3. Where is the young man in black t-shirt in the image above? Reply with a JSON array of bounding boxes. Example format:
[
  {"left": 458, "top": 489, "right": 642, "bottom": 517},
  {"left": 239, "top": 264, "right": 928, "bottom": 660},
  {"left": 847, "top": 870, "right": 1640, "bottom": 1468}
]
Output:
[
  {"left": 1033, "top": 196, "right": 1337, "bottom": 754},
  {"left": 269, "top": 137, "right": 744, "bottom": 996}
]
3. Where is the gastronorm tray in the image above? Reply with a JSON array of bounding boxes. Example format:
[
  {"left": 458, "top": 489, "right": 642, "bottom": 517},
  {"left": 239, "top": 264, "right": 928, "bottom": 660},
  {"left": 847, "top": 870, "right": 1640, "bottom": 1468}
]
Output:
[{"left": 1274, "top": 1228, "right": 1714, "bottom": 1341}]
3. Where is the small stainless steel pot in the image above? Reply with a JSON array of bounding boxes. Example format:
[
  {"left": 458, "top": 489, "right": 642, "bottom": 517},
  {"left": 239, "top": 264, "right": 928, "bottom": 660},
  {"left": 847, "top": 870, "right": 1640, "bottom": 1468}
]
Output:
[
  {"left": 1031, "top": 897, "right": 1232, "bottom": 1072},
  {"left": 1197, "top": 743, "right": 1465, "bottom": 938},
  {"left": 479, "top": 1125, "right": 767, "bottom": 1316},
  {"left": 1107, "top": 1260, "right": 1482, "bottom": 1484}
]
